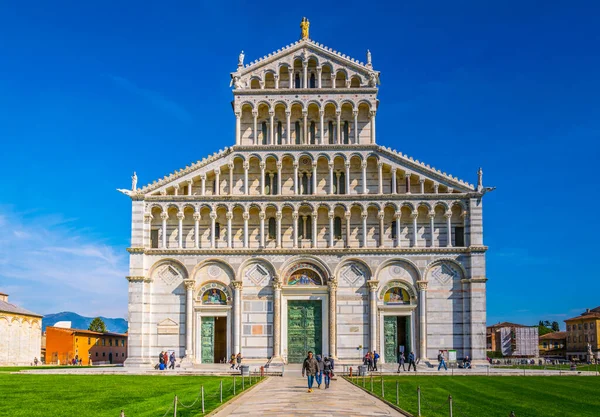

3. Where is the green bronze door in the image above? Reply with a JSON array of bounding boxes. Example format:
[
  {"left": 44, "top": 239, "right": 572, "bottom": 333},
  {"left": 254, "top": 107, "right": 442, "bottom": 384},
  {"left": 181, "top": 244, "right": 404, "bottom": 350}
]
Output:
[
  {"left": 287, "top": 300, "right": 322, "bottom": 363},
  {"left": 384, "top": 316, "right": 398, "bottom": 363},
  {"left": 201, "top": 317, "right": 215, "bottom": 363}
]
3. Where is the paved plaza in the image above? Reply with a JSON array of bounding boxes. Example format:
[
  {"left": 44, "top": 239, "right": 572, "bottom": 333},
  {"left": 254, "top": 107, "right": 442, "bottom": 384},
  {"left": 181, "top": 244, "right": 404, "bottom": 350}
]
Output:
[{"left": 211, "top": 372, "right": 404, "bottom": 417}]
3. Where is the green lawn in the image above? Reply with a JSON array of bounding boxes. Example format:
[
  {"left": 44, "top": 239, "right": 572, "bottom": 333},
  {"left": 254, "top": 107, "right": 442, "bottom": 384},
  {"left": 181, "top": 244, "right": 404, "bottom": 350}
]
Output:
[
  {"left": 0, "top": 366, "right": 97, "bottom": 372},
  {"left": 494, "top": 364, "right": 599, "bottom": 372},
  {"left": 0, "top": 373, "right": 261, "bottom": 417},
  {"left": 348, "top": 375, "right": 600, "bottom": 417}
]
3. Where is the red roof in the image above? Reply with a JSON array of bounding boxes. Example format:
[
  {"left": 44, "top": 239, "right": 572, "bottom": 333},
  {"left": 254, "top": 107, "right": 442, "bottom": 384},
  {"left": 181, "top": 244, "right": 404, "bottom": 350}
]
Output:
[
  {"left": 47, "top": 326, "right": 127, "bottom": 337},
  {"left": 539, "top": 331, "right": 567, "bottom": 340}
]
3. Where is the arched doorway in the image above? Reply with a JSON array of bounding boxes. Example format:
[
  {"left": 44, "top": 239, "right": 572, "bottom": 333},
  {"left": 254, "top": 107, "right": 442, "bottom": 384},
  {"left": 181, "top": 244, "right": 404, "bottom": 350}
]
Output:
[{"left": 281, "top": 261, "right": 329, "bottom": 363}]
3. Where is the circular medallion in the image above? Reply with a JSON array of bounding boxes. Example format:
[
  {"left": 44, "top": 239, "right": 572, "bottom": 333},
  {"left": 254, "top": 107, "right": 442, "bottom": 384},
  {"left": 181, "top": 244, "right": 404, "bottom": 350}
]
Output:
[{"left": 208, "top": 265, "right": 221, "bottom": 278}]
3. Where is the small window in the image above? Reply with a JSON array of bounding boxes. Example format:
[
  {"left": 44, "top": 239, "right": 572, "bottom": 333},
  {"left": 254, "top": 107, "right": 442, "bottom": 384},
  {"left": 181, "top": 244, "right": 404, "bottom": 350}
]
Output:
[
  {"left": 88, "top": 338, "right": 91, "bottom": 345},
  {"left": 215, "top": 222, "right": 221, "bottom": 240},
  {"left": 343, "top": 121, "right": 349, "bottom": 144},
  {"left": 334, "top": 216, "right": 342, "bottom": 239},
  {"left": 543, "top": 342, "right": 547, "bottom": 348},
  {"left": 261, "top": 122, "right": 268, "bottom": 145},
  {"left": 567, "top": 325, "right": 570, "bottom": 331},
  {"left": 265, "top": 174, "right": 271, "bottom": 195},
  {"left": 585, "top": 335, "right": 589, "bottom": 342},
  {"left": 310, "top": 73, "right": 316, "bottom": 88},
  {"left": 391, "top": 221, "right": 397, "bottom": 239},
  {"left": 95, "top": 339, "right": 99, "bottom": 346},
  {"left": 579, "top": 324, "right": 582, "bottom": 330},
  {"left": 295, "top": 73, "right": 301, "bottom": 88},
  {"left": 295, "top": 121, "right": 301, "bottom": 144},
  {"left": 277, "top": 121, "right": 283, "bottom": 145},
  {"left": 109, "top": 339, "right": 113, "bottom": 347},
  {"left": 306, "top": 216, "right": 313, "bottom": 240},
  {"left": 272, "top": 173, "right": 278, "bottom": 195},
  {"left": 328, "top": 121, "right": 334, "bottom": 144},
  {"left": 584, "top": 323, "right": 588, "bottom": 330},
  {"left": 103, "top": 352, "right": 106, "bottom": 357},
  {"left": 96, "top": 352, "right": 98, "bottom": 357},
  {"left": 310, "top": 121, "right": 316, "bottom": 144},
  {"left": 339, "top": 172, "right": 346, "bottom": 194},
  {"left": 268, "top": 217, "right": 276, "bottom": 239},
  {"left": 121, "top": 339, "right": 125, "bottom": 347},
  {"left": 102, "top": 339, "right": 106, "bottom": 346},
  {"left": 454, "top": 227, "right": 465, "bottom": 247},
  {"left": 150, "top": 229, "right": 159, "bottom": 248},
  {"left": 568, "top": 336, "right": 570, "bottom": 342}
]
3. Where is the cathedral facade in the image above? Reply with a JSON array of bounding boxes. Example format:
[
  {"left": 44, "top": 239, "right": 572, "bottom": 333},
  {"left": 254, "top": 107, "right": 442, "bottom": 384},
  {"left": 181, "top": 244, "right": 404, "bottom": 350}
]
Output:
[{"left": 123, "top": 22, "right": 489, "bottom": 367}]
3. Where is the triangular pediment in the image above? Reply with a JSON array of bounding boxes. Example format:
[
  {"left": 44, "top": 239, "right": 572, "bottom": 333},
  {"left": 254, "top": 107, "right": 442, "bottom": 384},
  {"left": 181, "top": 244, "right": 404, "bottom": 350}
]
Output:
[{"left": 231, "top": 39, "right": 379, "bottom": 89}]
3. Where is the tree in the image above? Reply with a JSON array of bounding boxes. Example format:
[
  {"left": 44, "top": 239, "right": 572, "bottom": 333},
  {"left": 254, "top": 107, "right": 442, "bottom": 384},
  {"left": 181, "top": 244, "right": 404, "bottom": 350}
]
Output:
[
  {"left": 551, "top": 321, "right": 560, "bottom": 332},
  {"left": 88, "top": 317, "right": 107, "bottom": 333}
]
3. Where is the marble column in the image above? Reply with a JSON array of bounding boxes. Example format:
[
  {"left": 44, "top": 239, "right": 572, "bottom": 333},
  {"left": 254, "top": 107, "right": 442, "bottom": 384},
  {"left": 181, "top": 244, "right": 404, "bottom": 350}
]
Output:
[
  {"left": 411, "top": 211, "right": 418, "bottom": 247},
  {"left": 232, "top": 281, "right": 243, "bottom": 356},
  {"left": 361, "top": 211, "right": 368, "bottom": 247},
  {"left": 328, "top": 280, "right": 338, "bottom": 359},
  {"left": 312, "top": 210, "right": 318, "bottom": 248},
  {"left": 328, "top": 212, "right": 334, "bottom": 247},
  {"left": 420, "top": 179, "right": 425, "bottom": 194},
  {"left": 259, "top": 211, "right": 265, "bottom": 248},
  {"left": 417, "top": 281, "right": 428, "bottom": 359},
  {"left": 274, "top": 74, "right": 279, "bottom": 89},
  {"left": 292, "top": 211, "right": 299, "bottom": 248},
  {"left": 362, "top": 161, "right": 368, "bottom": 194},
  {"left": 293, "top": 162, "right": 299, "bottom": 194},
  {"left": 378, "top": 210, "right": 385, "bottom": 248},
  {"left": 276, "top": 211, "right": 282, "bottom": 248},
  {"left": 405, "top": 173, "right": 411, "bottom": 194},
  {"left": 200, "top": 174, "right": 206, "bottom": 196},
  {"left": 272, "top": 278, "right": 282, "bottom": 359},
  {"left": 290, "top": 69, "right": 295, "bottom": 89},
  {"left": 317, "top": 68, "right": 322, "bottom": 88},
  {"left": 330, "top": 74, "right": 336, "bottom": 89},
  {"left": 243, "top": 211, "right": 249, "bottom": 248},
  {"left": 260, "top": 162, "right": 266, "bottom": 195},
  {"left": 395, "top": 212, "right": 402, "bottom": 248},
  {"left": 370, "top": 111, "right": 376, "bottom": 144},
  {"left": 312, "top": 163, "right": 318, "bottom": 195},
  {"left": 328, "top": 162, "right": 334, "bottom": 195},
  {"left": 187, "top": 179, "right": 193, "bottom": 196},
  {"left": 353, "top": 110, "right": 358, "bottom": 144},
  {"left": 303, "top": 111, "right": 308, "bottom": 144},
  {"left": 243, "top": 162, "right": 249, "bottom": 195},
  {"left": 367, "top": 280, "right": 379, "bottom": 353},
  {"left": 319, "top": 110, "right": 325, "bottom": 144},
  {"left": 143, "top": 213, "right": 152, "bottom": 248},
  {"left": 193, "top": 212, "right": 200, "bottom": 248},
  {"left": 392, "top": 169, "right": 397, "bottom": 194},
  {"left": 252, "top": 111, "right": 258, "bottom": 145},
  {"left": 429, "top": 212, "right": 436, "bottom": 247},
  {"left": 303, "top": 63, "right": 308, "bottom": 88},
  {"left": 215, "top": 170, "right": 220, "bottom": 196},
  {"left": 174, "top": 184, "right": 179, "bottom": 196},
  {"left": 276, "top": 162, "right": 282, "bottom": 195},
  {"left": 269, "top": 111, "right": 275, "bottom": 145},
  {"left": 434, "top": 183, "right": 439, "bottom": 194},
  {"left": 184, "top": 279, "right": 195, "bottom": 359},
  {"left": 228, "top": 163, "right": 234, "bottom": 195},
  {"left": 378, "top": 162, "right": 383, "bottom": 194},
  {"left": 336, "top": 111, "right": 341, "bottom": 144},
  {"left": 210, "top": 212, "right": 216, "bottom": 248},
  {"left": 286, "top": 111, "right": 291, "bottom": 145},
  {"left": 345, "top": 162, "right": 350, "bottom": 194},
  {"left": 226, "top": 212, "right": 233, "bottom": 248},
  {"left": 177, "top": 211, "right": 184, "bottom": 248},
  {"left": 161, "top": 212, "right": 168, "bottom": 248},
  {"left": 445, "top": 211, "right": 453, "bottom": 247},
  {"left": 235, "top": 112, "right": 241, "bottom": 146},
  {"left": 345, "top": 211, "right": 351, "bottom": 248}
]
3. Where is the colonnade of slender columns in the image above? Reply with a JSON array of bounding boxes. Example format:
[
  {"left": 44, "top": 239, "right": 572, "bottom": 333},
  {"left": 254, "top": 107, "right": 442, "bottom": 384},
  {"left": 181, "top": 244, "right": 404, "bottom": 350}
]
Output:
[
  {"left": 417, "top": 280, "right": 428, "bottom": 360},
  {"left": 368, "top": 280, "right": 379, "bottom": 352},
  {"left": 154, "top": 207, "right": 454, "bottom": 250}
]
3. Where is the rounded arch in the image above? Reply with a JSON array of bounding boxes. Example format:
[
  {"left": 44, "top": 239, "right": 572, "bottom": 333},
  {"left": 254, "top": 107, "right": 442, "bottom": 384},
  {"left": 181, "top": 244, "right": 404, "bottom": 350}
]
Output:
[
  {"left": 288, "top": 100, "right": 305, "bottom": 111},
  {"left": 417, "top": 201, "right": 432, "bottom": 211},
  {"left": 197, "top": 280, "right": 232, "bottom": 305},
  {"left": 306, "top": 99, "right": 322, "bottom": 110},
  {"left": 238, "top": 258, "right": 277, "bottom": 288},
  {"left": 322, "top": 100, "right": 339, "bottom": 111},
  {"left": 191, "top": 259, "right": 236, "bottom": 285},
  {"left": 379, "top": 280, "right": 417, "bottom": 301},
  {"left": 239, "top": 101, "right": 254, "bottom": 110},
  {"left": 306, "top": 54, "right": 320, "bottom": 66},
  {"left": 374, "top": 258, "right": 422, "bottom": 283},
  {"left": 272, "top": 100, "right": 288, "bottom": 111},
  {"left": 148, "top": 258, "right": 189, "bottom": 281},
  {"left": 357, "top": 99, "right": 373, "bottom": 110},
  {"left": 424, "top": 258, "right": 467, "bottom": 282},
  {"left": 279, "top": 255, "right": 333, "bottom": 284},
  {"left": 255, "top": 100, "right": 271, "bottom": 111},
  {"left": 451, "top": 200, "right": 468, "bottom": 212},
  {"left": 400, "top": 202, "right": 415, "bottom": 211},
  {"left": 334, "top": 258, "right": 372, "bottom": 286},
  {"left": 434, "top": 201, "right": 450, "bottom": 211}
]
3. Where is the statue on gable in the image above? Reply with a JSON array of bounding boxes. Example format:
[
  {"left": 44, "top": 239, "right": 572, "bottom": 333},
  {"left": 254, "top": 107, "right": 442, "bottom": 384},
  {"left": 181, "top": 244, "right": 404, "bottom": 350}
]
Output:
[
  {"left": 232, "top": 75, "right": 244, "bottom": 90},
  {"left": 477, "top": 167, "right": 483, "bottom": 192},
  {"left": 300, "top": 17, "right": 310, "bottom": 40},
  {"left": 367, "top": 49, "right": 372, "bottom": 66},
  {"left": 238, "top": 50, "right": 245, "bottom": 67},
  {"left": 131, "top": 171, "right": 138, "bottom": 191},
  {"left": 368, "top": 72, "right": 377, "bottom": 87}
]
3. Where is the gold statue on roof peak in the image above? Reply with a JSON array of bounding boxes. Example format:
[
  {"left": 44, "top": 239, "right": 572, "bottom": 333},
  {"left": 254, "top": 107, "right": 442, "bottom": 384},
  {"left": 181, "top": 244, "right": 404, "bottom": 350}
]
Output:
[{"left": 300, "top": 17, "right": 310, "bottom": 40}]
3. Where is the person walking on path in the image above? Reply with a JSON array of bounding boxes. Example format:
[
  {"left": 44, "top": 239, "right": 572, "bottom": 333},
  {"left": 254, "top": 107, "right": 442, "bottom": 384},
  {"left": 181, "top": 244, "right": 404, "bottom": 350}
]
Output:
[
  {"left": 437, "top": 351, "right": 447, "bottom": 371},
  {"left": 158, "top": 351, "right": 164, "bottom": 370},
  {"left": 323, "top": 355, "right": 334, "bottom": 389},
  {"left": 169, "top": 352, "right": 176, "bottom": 369},
  {"left": 315, "top": 355, "right": 324, "bottom": 388},
  {"left": 407, "top": 351, "right": 417, "bottom": 372},
  {"left": 162, "top": 351, "right": 168, "bottom": 370},
  {"left": 229, "top": 354, "right": 236, "bottom": 369},
  {"left": 373, "top": 351, "right": 380, "bottom": 371},
  {"left": 235, "top": 353, "right": 243, "bottom": 370},
  {"left": 302, "top": 351, "right": 319, "bottom": 393},
  {"left": 397, "top": 353, "right": 406, "bottom": 372}
]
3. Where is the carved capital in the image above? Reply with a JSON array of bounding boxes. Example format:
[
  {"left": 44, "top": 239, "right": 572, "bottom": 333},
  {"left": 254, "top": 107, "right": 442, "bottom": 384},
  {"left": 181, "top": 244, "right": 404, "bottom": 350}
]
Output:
[
  {"left": 367, "top": 280, "right": 379, "bottom": 291},
  {"left": 345, "top": 162, "right": 351, "bottom": 169},
  {"left": 259, "top": 212, "right": 266, "bottom": 220},
  {"left": 184, "top": 279, "right": 196, "bottom": 291},
  {"left": 361, "top": 161, "right": 367, "bottom": 169},
  {"left": 228, "top": 163, "right": 234, "bottom": 171},
  {"left": 160, "top": 212, "right": 169, "bottom": 220},
  {"left": 328, "top": 212, "right": 335, "bottom": 220},
  {"left": 231, "top": 280, "right": 243, "bottom": 290},
  {"left": 352, "top": 110, "right": 359, "bottom": 117},
  {"left": 370, "top": 110, "right": 377, "bottom": 118},
  {"left": 410, "top": 211, "right": 418, "bottom": 220},
  {"left": 173, "top": 184, "right": 180, "bottom": 190},
  {"left": 268, "top": 110, "right": 275, "bottom": 117},
  {"left": 187, "top": 179, "right": 193, "bottom": 186},
  {"left": 394, "top": 211, "right": 402, "bottom": 220},
  {"left": 285, "top": 111, "right": 292, "bottom": 117},
  {"left": 259, "top": 162, "right": 266, "bottom": 170},
  {"left": 345, "top": 211, "right": 351, "bottom": 219},
  {"left": 377, "top": 161, "right": 384, "bottom": 169},
  {"left": 273, "top": 279, "right": 283, "bottom": 290},
  {"left": 243, "top": 162, "right": 249, "bottom": 170},
  {"left": 177, "top": 211, "right": 185, "bottom": 220},
  {"left": 160, "top": 189, "right": 167, "bottom": 196},
  {"left": 193, "top": 212, "right": 201, "bottom": 221},
  {"left": 252, "top": 110, "right": 258, "bottom": 118},
  {"left": 312, "top": 210, "right": 318, "bottom": 218},
  {"left": 293, "top": 162, "right": 299, "bottom": 169},
  {"left": 143, "top": 213, "right": 153, "bottom": 223},
  {"left": 243, "top": 212, "right": 249, "bottom": 221},
  {"left": 361, "top": 211, "right": 368, "bottom": 219},
  {"left": 328, "top": 280, "right": 338, "bottom": 291},
  {"left": 200, "top": 174, "right": 206, "bottom": 180},
  {"left": 416, "top": 280, "right": 429, "bottom": 291},
  {"left": 276, "top": 162, "right": 283, "bottom": 170},
  {"left": 428, "top": 211, "right": 435, "bottom": 219},
  {"left": 210, "top": 212, "right": 217, "bottom": 220},
  {"left": 292, "top": 211, "right": 299, "bottom": 220},
  {"left": 378, "top": 211, "right": 385, "bottom": 220},
  {"left": 226, "top": 212, "right": 233, "bottom": 220},
  {"left": 276, "top": 211, "right": 282, "bottom": 220},
  {"left": 444, "top": 211, "right": 452, "bottom": 219}
]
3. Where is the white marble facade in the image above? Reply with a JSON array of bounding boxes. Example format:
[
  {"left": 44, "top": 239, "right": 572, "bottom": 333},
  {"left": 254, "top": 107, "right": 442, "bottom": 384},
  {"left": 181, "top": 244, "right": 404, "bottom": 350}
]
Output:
[{"left": 123, "top": 26, "right": 490, "bottom": 366}]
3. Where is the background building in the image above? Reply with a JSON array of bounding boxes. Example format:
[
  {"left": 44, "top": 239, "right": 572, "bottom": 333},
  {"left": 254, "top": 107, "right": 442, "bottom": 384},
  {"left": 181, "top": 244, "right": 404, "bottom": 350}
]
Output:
[
  {"left": 539, "top": 331, "right": 567, "bottom": 358},
  {"left": 45, "top": 326, "right": 128, "bottom": 365},
  {"left": 123, "top": 20, "right": 491, "bottom": 367},
  {"left": 565, "top": 307, "right": 600, "bottom": 361},
  {"left": 0, "top": 292, "right": 43, "bottom": 365},
  {"left": 487, "top": 322, "right": 538, "bottom": 357}
]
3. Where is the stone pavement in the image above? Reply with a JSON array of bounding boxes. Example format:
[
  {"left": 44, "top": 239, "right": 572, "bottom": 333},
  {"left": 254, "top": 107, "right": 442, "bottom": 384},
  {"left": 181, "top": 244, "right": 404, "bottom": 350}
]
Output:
[{"left": 211, "top": 373, "right": 405, "bottom": 417}]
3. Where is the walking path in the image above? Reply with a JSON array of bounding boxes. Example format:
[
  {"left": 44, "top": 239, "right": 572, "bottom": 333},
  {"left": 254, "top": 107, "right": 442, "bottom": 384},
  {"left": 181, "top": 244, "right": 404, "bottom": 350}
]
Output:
[{"left": 211, "top": 373, "right": 404, "bottom": 417}]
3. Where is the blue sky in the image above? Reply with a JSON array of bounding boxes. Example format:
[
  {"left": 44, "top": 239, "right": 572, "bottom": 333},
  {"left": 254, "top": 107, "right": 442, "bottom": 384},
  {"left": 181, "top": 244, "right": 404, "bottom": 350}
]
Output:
[{"left": 0, "top": 1, "right": 598, "bottom": 324}]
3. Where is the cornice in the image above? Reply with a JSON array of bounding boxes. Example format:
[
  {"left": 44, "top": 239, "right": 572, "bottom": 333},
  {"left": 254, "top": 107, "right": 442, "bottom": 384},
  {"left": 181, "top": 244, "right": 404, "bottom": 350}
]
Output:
[
  {"left": 143, "top": 193, "right": 471, "bottom": 203},
  {"left": 127, "top": 247, "right": 145, "bottom": 254},
  {"left": 233, "top": 88, "right": 378, "bottom": 96},
  {"left": 135, "top": 246, "right": 487, "bottom": 256}
]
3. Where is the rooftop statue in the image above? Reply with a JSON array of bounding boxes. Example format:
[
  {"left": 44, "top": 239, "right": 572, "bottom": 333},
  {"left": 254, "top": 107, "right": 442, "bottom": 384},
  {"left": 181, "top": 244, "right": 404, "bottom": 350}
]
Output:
[
  {"left": 132, "top": 171, "right": 138, "bottom": 191},
  {"left": 367, "top": 49, "right": 372, "bottom": 66},
  {"left": 238, "top": 50, "right": 244, "bottom": 67},
  {"left": 300, "top": 17, "right": 310, "bottom": 40}
]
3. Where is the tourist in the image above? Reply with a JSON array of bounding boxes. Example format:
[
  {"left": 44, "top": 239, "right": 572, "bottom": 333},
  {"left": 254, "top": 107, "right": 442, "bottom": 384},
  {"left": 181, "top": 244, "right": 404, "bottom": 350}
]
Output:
[
  {"left": 398, "top": 353, "right": 406, "bottom": 372},
  {"left": 169, "top": 352, "right": 176, "bottom": 369},
  {"left": 159, "top": 351, "right": 165, "bottom": 370},
  {"left": 437, "top": 351, "right": 447, "bottom": 371},
  {"left": 229, "top": 354, "right": 236, "bottom": 369},
  {"left": 162, "top": 351, "right": 168, "bottom": 370},
  {"left": 463, "top": 356, "right": 471, "bottom": 369},
  {"left": 323, "top": 355, "right": 334, "bottom": 389},
  {"left": 315, "top": 355, "right": 324, "bottom": 388},
  {"left": 367, "top": 351, "right": 374, "bottom": 371},
  {"left": 407, "top": 351, "right": 416, "bottom": 372},
  {"left": 363, "top": 352, "right": 370, "bottom": 369},
  {"left": 33, "top": 357, "right": 38, "bottom": 366},
  {"left": 235, "top": 352, "right": 243, "bottom": 370},
  {"left": 302, "top": 351, "right": 318, "bottom": 393},
  {"left": 373, "top": 351, "right": 380, "bottom": 371}
]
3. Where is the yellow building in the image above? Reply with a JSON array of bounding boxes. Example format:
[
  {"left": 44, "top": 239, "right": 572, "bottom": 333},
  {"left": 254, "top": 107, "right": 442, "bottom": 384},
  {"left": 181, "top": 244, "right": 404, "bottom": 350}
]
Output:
[
  {"left": 46, "top": 326, "right": 128, "bottom": 365},
  {"left": 538, "top": 331, "right": 566, "bottom": 358},
  {"left": 565, "top": 307, "right": 600, "bottom": 361}
]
